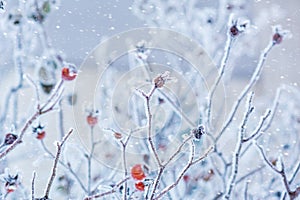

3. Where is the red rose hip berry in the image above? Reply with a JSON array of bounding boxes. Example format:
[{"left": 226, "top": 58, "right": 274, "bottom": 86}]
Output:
[
  {"left": 87, "top": 114, "right": 98, "bottom": 127},
  {"left": 36, "top": 131, "right": 46, "bottom": 140},
  {"left": 131, "top": 164, "right": 146, "bottom": 180},
  {"left": 62, "top": 64, "right": 77, "bottom": 81},
  {"left": 135, "top": 182, "right": 145, "bottom": 191}
]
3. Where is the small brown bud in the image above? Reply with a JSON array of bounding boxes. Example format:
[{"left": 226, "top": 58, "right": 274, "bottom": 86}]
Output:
[
  {"left": 114, "top": 132, "right": 122, "bottom": 139},
  {"left": 271, "top": 158, "right": 277, "bottom": 166},
  {"left": 153, "top": 71, "right": 170, "bottom": 88},
  {"left": 154, "top": 76, "right": 165, "bottom": 88}
]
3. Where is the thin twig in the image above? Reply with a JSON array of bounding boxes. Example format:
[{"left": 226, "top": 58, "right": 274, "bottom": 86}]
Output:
[
  {"left": 120, "top": 131, "right": 132, "bottom": 200},
  {"left": 255, "top": 143, "right": 300, "bottom": 199},
  {"left": 0, "top": 78, "right": 65, "bottom": 159},
  {"left": 0, "top": 26, "right": 24, "bottom": 128},
  {"left": 289, "top": 161, "right": 300, "bottom": 184},
  {"left": 0, "top": 111, "right": 39, "bottom": 159},
  {"left": 236, "top": 165, "right": 266, "bottom": 184},
  {"left": 223, "top": 92, "right": 254, "bottom": 199},
  {"left": 32, "top": 172, "right": 36, "bottom": 200},
  {"left": 40, "top": 80, "right": 64, "bottom": 111},
  {"left": 84, "top": 177, "right": 130, "bottom": 200},
  {"left": 40, "top": 140, "right": 88, "bottom": 193},
  {"left": 215, "top": 41, "right": 275, "bottom": 143},
  {"left": 154, "top": 146, "right": 213, "bottom": 199},
  {"left": 43, "top": 129, "right": 73, "bottom": 199},
  {"left": 244, "top": 182, "right": 249, "bottom": 200},
  {"left": 207, "top": 29, "right": 234, "bottom": 129},
  {"left": 243, "top": 109, "right": 271, "bottom": 142},
  {"left": 261, "top": 87, "right": 283, "bottom": 132},
  {"left": 141, "top": 86, "right": 162, "bottom": 167},
  {"left": 87, "top": 126, "right": 95, "bottom": 195},
  {"left": 163, "top": 135, "right": 193, "bottom": 167},
  {"left": 25, "top": 74, "right": 41, "bottom": 110}
]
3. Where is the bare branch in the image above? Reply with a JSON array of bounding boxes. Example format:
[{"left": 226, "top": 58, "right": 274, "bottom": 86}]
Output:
[
  {"left": 154, "top": 145, "right": 213, "bottom": 199},
  {"left": 40, "top": 139, "right": 88, "bottom": 193},
  {"left": 140, "top": 85, "right": 162, "bottom": 167},
  {"left": 255, "top": 143, "right": 300, "bottom": 199},
  {"left": 215, "top": 41, "right": 275, "bottom": 143},
  {"left": 32, "top": 172, "right": 36, "bottom": 200},
  {"left": 224, "top": 92, "right": 254, "bottom": 199},
  {"left": 43, "top": 129, "right": 73, "bottom": 199},
  {"left": 207, "top": 26, "right": 234, "bottom": 129},
  {"left": 84, "top": 177, "right": 130, "bottom": 200},
  {"left": 243, "top": 109, "right": 271, "bottom": 142},
  {"left": 0, "top": 77, "right": 65, "bottom": 159},
  {"left": 163, "top": 135, "right": 193, "bottom": 167}
]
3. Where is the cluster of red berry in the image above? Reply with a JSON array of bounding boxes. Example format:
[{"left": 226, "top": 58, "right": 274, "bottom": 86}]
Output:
[{"left": 131, "top": 164, "right": 147, "bottom": 191}]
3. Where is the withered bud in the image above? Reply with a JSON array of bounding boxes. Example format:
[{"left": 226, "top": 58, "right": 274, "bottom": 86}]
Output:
[
  {"left": 230, "top": 25, "right": 239, "bottom": 37},
  {"left": 272, "top": 25, "right": 291, "bottom": 45},
  {"left": 153, "top": 71, "right": 170, "bottom": 88},
  {"left": 229, "top": 19, "right": 248, "bottom": 37},
  {"left": 4, "top": 133, "right": 18, "bottom": 145},
  {"left": 192, "top": 125, "right": 205, "bottom": 140},
  {"left": 271, "top": 158, "right": 277, "bottom": 166},
  {"left": 114, "top": 132, "right": 122, "bottom": 139},
  {"left": 273, "top": 33, "right": 283, "bottom": 45}
]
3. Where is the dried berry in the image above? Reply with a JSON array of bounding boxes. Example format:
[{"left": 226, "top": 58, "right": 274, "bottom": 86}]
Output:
[
  {"left": 131, "top": 164, "right": 146, "bottom": 180},
  {"left": 271, "top": 158, "right": 277, "bottom": 166},
  {"left": 114, "top": 132, "right": 122, "bottom": 139},
  {"left": 230, "top": 25, "right": 239, "bottom": 37},
  {"left": 135, "top": 182, "right": 145, "bottom": 191},
  {"left": 4, "top": 133, "right": 18, "bottom": 145},
  {"left": 153, "top": 71, "right": 170, "bottom": 88},
  {"left": 86, "top": 110, "right": 99, "bottom": 127},
  {"left": 229, "top": 19, "right": 248, "bottom": 37},
  {"left": 271, "top": 25, "right": 291, "bottom": 45},
  {"left": 273, "top": 33, "right": 283, "bottom": 45},
  {"left": 61, "top": 64, "right": 77, "bottom": 81},
  {"left": 87, "top": 114, "right": 98, "bottom": 127},
  {"left": 192, "top": 125, "right": 205, "bottom": 140},
  {"left": 183, "top": 175, "right": 189, "bottom": 182}
]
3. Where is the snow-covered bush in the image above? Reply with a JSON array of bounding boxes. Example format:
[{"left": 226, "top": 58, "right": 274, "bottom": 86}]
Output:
[{"left": 0, "top": 0, "right": 299, "bottom": 199}]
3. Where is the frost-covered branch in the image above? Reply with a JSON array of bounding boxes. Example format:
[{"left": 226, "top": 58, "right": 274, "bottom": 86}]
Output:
[
  {"left": 154, "top": 146, "right": 213, "bottom": 200},
  {"left": 255, "top": 143, "right": 300, "bottom": 200},
  {"left": 224, "top": 92, "right": 254, "bottom": 199},
  {"left": 215, "top": 41, "right": 275, "bottom": 142},
  {"left": 84, "top": 177, "right": 130, "bottom": 200}
]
